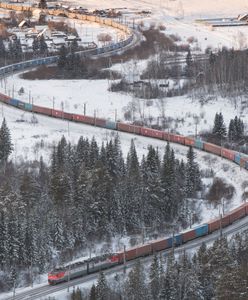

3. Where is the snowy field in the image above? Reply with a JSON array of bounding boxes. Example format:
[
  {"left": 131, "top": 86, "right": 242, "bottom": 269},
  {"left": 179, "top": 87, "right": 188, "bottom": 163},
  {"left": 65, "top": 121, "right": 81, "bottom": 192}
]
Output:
[
  {"left": 1, "top": 0, "right": 248, "bottom": 298},
  {"left": 1, "top": 72, "right": 247, "bottom": 137}
]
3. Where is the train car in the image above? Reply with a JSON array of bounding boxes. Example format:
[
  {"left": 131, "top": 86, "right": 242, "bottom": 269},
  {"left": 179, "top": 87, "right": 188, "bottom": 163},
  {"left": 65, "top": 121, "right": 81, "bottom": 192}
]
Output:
[
  {"left": 0, "top": 92, "right": 11, "bottom": 103},
  {"left": 117, "top": 122, "right": 141, "bottom": 135},
  {"left": 203, "top": 142, "right": 221, "bottom": 155},
  {"left": 24, "top": 103, "right": 32, "bottom": 111},
  {"left": 221, "top": 148, "right": 235, "bottom": 161},
  {"left": 150, "top": 237, "right": 171, "bottom": 252},
  {"left": 105, "top": 120, "right": 117, "bottom": 130},
  {"left": 208, "top": 214, "right": 230, "bottom": 233},
  {"left": 52, "top": 109, "right": 63, "bottom": 118},
  {"left": 63, "top": 112, "right": 73, "bottom": 121},
  {"left": 234, "top": 153, "right": 241, "bottom": 164},
  {"left": 169, "top": 134, "right": 185, "bottom": 145},
  {"left": 72, "top": 114, "right": 95, "bottom": 125},
  {"left": 33, "top": 105, "right": 52, "bottom": 116},
  {"left": 185, "top": 137, "right": 195, "bottom": 147},
  {"left": 140, "top": 127, "right": 163, "bottom": 139},
  {"left": 195, "top": 139, "right": 204, "bottom": 150},
  {"left": 228, "top": 204, "right": 247, "bottom": 224},
  {"left": 17, "top": 100, "right": 25, "bottom": 109},
  {"left": 95, "top": 118, "right": 106, "bottom": 127},
  {"left": 9, "top": 98, "right": 19, "bottom": 107},
  {"left": 182, "top": 224, "right": 208, "bottom": 242}
]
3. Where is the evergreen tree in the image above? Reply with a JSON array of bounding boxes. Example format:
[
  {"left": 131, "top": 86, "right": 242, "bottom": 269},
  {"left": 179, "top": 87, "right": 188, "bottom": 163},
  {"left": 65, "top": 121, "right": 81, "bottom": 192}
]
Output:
[
  {"left": 0, "top": 118, "right": 13, "bottom": 167},
  {"left": 58, "top": 45, "right": 67, "bottom": 69},
  {"left": 39, "top": 35, "right": 48, "bottom": 56},
  {"left": 185, "top": 146, "right": 201, "bottom": 198},
  {"left": 38, "top": 0, "right": 47, "bottom": 9},
  {"left": 149, "top": 254, "right": 160, "bottom": 299},
  {"left": 96, "top": 271, "right": 109, "bottom": 300},
  {"left": 185, "top": 49, "right": 193, "bottom": 77},
  {"left": 212, "top": 112, "right": 226, "bottom": 142}
]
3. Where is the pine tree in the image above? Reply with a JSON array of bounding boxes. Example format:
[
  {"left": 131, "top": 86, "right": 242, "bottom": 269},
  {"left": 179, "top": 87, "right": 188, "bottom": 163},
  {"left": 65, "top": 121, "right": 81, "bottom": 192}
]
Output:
[
  {"left": 0, "top": 118, "right": 13, "bottom": 167},
  {"left": 39, "top": 35, "right": 48, "bottom": 56},
  {"left": 89, "top": 284, "right": 97, "bottom": 300},
  {"left": 58, "top": 45, "right": 67, "bottom": 69},
  {"left": 185, "top": 49, "right": 193, "bottom": 77},
  {"left": 96, "top": 271, "right": 109, "bottom": 300},
  {"left": 185, "top": 146, "right": 201, "bottom": 198},
  {"left": 212, "top": 113, "right": 226, "bottom": 142},
  {"left": 149, "top": 254, "right": 160, "bottom": 300}
]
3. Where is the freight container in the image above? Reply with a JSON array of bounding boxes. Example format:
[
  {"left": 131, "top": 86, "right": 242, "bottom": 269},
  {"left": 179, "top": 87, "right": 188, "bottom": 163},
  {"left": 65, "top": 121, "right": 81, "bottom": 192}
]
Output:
[
  {"left": 105, "top": 120, "right": 117, "bottom": 130},
  {"left": 0, "top": 93, "right": 10, "bottom": 103},
  {"left": 151, "top": 238, "right": 169, "bottom": 252},
  {"left": 95, "top": 118, "right": 106, "bottom": 127},
  {"left": 173, "top": 234, "right": 182, "bottom": 246},
  {"left": 52, "top": 109, "right": 63, "bottom": 118},
  {"left": 33, "top": 105, "right": 52, "bottom": 116},
  {"left": 182, "top": 229, "right": 196, "bottom": 243},
  {"left": 72, "top": 114, "right": 95, "bottom": 125},
  {"left": 195, "top": 139, "right": 204, "bottom": 149},
  {"left": 140, "top": 127, "right": 163, "bottom": 139},
  {"left": 185, "top": 137, "right": 195, "bottom": 146},
  {"left": 117, "top": 122, "right": 141, "bottom": 134},
  {"left": 17, "top": 101, "right": 25, "bottom": 109},
  {"left": 221, "top": 148, "right": 235, "bottom": 161},
  {"left": 195, "top": 224, "right": 208, "bottom": 237},
  {"left": 163, "top": 132, "right": 170, "bottom": 141},
  {"left": 63, "top": 112, "right": 73, "bottom": 121},
  {"left": 208, "top": 218, "right": 220, "bottom": 233},
  {"left": 204, "top": 142, "right": 221, "bottom": 155},
  {"left": 228, "top": 206, "right": 246, "bottom": 224},
  {"left": 169, "top": 134, "right": 185, "bottom": 144},
  {"left": 136, "top": 244, "right": 152, "bottom": 257},
  {"left": 24, "top": 103, "right": 32, "bottom": 111},
  {"left": 9, "top": 98, "right": 19, "bottom": 106},
  {"left": 234, "top": 153, "right": 241, "bottom": 164}
]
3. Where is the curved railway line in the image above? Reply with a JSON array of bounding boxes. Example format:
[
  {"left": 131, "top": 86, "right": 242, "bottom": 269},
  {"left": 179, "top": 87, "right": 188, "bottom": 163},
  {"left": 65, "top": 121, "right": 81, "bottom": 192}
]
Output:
[{"left": 0, "top": 4, "right": 248, "bottom": 300}]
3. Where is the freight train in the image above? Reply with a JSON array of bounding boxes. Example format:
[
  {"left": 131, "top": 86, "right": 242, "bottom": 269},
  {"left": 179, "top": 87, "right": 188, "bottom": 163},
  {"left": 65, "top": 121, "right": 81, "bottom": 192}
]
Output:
[{"left": 48, "top": 203, "right": 248, "bottom": 284}]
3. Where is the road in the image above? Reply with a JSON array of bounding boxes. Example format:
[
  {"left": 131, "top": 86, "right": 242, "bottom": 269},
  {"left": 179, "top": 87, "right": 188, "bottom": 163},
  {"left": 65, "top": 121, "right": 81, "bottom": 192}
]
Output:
[{"left": 3, "top": 215, "right": 248, "bottom": 300}]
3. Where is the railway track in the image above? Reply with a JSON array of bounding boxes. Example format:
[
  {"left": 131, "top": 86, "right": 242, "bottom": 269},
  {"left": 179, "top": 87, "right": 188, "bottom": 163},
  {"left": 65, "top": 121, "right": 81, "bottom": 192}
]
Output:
[{"left": 3, "top": 215, "right": 248, "bottom": 300}]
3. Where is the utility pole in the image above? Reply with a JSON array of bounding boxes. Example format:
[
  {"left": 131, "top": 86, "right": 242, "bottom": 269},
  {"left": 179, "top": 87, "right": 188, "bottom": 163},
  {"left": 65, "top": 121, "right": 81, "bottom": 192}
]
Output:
[{"left": 123, "top": 245, "right": 126, "bottom": 273}]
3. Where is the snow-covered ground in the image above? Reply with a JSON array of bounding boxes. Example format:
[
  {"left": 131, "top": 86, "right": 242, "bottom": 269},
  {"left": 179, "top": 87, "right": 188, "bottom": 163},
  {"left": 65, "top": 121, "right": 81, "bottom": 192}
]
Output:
[
  {"left": 1, "top": 0, "right": 248, "bottom": 298},
  {"left": 1, "top": 72, "right": 247, "bottom": 137}
]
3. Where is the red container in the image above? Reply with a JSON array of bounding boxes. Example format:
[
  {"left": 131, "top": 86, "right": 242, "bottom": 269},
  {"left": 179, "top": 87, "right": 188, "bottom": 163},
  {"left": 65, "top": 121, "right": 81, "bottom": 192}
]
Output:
[
  {"left": 72, "top": 114, "right": 95, "bottom": 125},
  {"left": 208, "top": 218, "right": 220, "bottom": 233},
  {"left": 185, "top": 137, "right": 195, "bottom": 146},
  {"left": 221, "top": 148, "right": 235, "bottom": 161},
  {"left": 136, "top": 244, "right": 152, "bottom": 256},
  {"left": 140, "top": 127, "right": 163, "bottom": 139},
  {"left": 95, "top": 118, "right": 106, "bottom": 127},
  {"left": 151, "top": 239, "right": 169, "bottom": 252},
  {"left": 169, "top": 134, "right": 185, "bottom": 144},
  {"left": 182, "top": 229, "right": 196, "bottom": 243},
  {"left": 125, "top": 248, "right": 137, "bottom": 261},
  {"left": 228, "top": 206, "right": 246, "bottom": 224},
  {"left": 244, "top": 203, "right": 248, "bottom": 215},
  {"left": 63, "top": 112, "right": 73, "bottom": 121},
  {"left": 0, "top": 92, "right": 10, "bottom": 103},
  {"left": 33, "top": 105, "right": 52, "bottom": 116},
  {"left": 117, "top": 122, "right": 141, "bottom": 134},
  {"left": 52, "top": 109, "right": 63, "bottom": 118},
  {"left": 163, "top": 132, "right": 170, "bottom": 141},
  {"left": 221, "top": 214, "right": 230, "bottom": 228},
  {"left": 204, "top": 143, "right": 221, "bottom": 155}
]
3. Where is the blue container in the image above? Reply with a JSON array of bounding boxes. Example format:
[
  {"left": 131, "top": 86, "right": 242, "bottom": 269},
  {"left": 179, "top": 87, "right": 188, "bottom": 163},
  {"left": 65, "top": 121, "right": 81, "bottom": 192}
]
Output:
[
  {"left": 24, "top": 103, "right": 32, "bottom": 111},
  {"left": 173, "top": 234, "right": 183, "bottom": 246},
  {"left": 195, "top": 139, "right": 203, "bottom": 149},
  {"left": 195, "top": 224, "right": 208, "bottom": 238},
  {"left": 10, "top": 98, "right": 19, "bottom": 106},
  {"left": 234, "top": 153, "right": 241, "bottom": 164},
  {"left": 166, "top": 237, "right": 172, "bottom": 248},
  {"left": 105, "top": 120, "right": 117, "bottom": 130}
]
